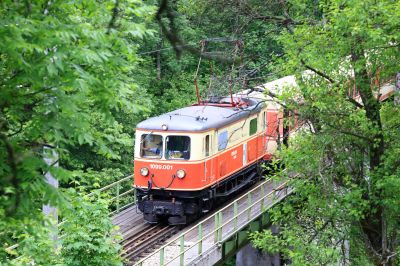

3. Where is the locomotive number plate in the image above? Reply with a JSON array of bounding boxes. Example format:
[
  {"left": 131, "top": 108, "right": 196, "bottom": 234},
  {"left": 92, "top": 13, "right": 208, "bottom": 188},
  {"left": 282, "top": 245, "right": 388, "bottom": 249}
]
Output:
[{"left": 150, "top": 164, "right": 173, "bottom": 170}]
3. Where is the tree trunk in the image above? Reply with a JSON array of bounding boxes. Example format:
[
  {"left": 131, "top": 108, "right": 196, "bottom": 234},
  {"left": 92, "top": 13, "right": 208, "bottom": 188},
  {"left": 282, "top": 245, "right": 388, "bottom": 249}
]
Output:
[
  {"left": 351, "top": 44, "right": 388, "bottom": 266},
  {"left": 283, "top": 108, "right": 289, "bottom": 148}
]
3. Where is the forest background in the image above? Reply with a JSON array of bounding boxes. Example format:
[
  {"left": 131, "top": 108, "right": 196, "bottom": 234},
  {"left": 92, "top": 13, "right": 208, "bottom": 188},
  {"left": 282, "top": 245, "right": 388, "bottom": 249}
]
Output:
[{"left": 1, "top": 0, "right": 399, "bottom": 265}]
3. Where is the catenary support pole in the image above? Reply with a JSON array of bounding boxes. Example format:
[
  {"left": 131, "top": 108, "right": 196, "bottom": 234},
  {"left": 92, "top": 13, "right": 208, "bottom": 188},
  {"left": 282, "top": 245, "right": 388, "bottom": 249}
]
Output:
[{"left": 43, "top": 146, "right": 59, "bottom": 243}]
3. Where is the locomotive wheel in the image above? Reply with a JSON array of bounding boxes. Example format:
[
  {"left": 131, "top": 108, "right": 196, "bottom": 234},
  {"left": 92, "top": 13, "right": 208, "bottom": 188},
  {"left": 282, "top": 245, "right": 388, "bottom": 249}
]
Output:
[
  {"left": 144, "top": 213, "right": 159, "bottom": 224},
  {"left": 201, "top": 198, "right": 214, "bottom": 213}
]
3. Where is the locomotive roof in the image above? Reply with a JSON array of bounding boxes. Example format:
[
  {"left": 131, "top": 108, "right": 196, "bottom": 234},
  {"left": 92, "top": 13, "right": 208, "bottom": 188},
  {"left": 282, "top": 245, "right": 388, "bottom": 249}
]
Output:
[{"left": 136, "top": 97, "right": 265, "bottom": 132}]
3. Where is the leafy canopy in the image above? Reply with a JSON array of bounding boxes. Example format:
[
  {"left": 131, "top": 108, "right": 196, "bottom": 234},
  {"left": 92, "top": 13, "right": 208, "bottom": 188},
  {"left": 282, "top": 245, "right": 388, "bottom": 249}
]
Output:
[
  {"left": 0, "top": 0, "right": 153, "bottom": 262},
  {"left": 250, "top": 0, "right": 400, "bottom": 265}
]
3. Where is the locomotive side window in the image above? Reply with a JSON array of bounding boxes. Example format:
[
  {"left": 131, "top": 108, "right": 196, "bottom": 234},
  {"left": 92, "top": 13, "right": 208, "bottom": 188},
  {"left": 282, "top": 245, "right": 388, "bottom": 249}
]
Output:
[
  {"left": 218, "top": 131, "right": 228, "bottom": 151},
  {"left": 141, "top": 134, "right": 163, "bottom": 158},
  {"left": 166, "top": 136, "right": 191, "bottom": 160},
  {"left": 249, "top": 118, "right": 258, "bottom": 135},
  {"left": 205, "top": 135, "right": 210, "bottom": 157}
]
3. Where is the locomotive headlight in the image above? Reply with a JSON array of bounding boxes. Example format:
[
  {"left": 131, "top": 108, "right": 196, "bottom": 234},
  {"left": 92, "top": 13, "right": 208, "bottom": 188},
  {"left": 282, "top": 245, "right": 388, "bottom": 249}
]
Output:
[
  {"left": 162, "top": 124, "right": 168, "bottom": 131},
  {"left": 176, "top": 169, "right": 186, "bottom": 179},
  {"left": 140, "top": 167, "right": 149, "bottom": 177}
]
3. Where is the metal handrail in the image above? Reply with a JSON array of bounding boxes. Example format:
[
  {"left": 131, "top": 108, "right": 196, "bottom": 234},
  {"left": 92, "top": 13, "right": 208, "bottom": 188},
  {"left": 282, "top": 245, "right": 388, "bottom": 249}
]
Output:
[
  {"left": 134, "top": 178, "right": 270, "bottom": 265},
  {"left": 164, "top": 181, "right": 290, "bottom": 266},
  {"left": 110, "top": 187, "right": 135, "bottom": 202},
  {"left": 135, "top": 177, "right": 291, "bottom": 266},
  {"left": 87, "top": 175, "right": 133, "bottom": 196}
]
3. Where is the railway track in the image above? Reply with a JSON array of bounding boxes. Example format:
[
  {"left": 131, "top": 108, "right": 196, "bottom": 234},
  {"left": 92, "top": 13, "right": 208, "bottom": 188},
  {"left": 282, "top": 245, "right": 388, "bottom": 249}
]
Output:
[
  {"left": 121, "top": 223, "right": 179, "bottom": 265},
  {"left": 115, "top": 176, "right": 265, "bottom": 265}
]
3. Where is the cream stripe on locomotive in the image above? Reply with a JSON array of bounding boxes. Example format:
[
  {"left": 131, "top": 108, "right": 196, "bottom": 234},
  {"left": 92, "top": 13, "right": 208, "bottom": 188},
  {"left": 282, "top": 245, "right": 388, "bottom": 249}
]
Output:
[{"left": 134, "top": 128, "right": 268, "bottom": 163}]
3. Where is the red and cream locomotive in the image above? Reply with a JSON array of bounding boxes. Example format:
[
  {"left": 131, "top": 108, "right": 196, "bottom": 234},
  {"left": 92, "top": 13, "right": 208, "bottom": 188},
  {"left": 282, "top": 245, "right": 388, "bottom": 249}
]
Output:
[
  {"left": 133, "top": 77, "right": 297, "bottom": 224},
  {"left": 134, "top": 71, "right": 399, "bottom": 224}
]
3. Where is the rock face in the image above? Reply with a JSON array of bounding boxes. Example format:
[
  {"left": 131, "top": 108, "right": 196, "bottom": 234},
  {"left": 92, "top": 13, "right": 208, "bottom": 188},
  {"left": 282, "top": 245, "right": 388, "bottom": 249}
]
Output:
[{"left": 236, "top": 243, "right": 281, "bottom": 266}]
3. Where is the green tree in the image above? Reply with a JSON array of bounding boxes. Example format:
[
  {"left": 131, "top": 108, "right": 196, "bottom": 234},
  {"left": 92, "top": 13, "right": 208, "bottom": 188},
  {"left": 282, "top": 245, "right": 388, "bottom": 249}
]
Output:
[
  {"left": 249, "top": 0, "right": 400, "bottom": 265},
  {"left": 0, "top": 0, "right": 152, "bottom": 262},
  {"left": 134, "top": 0, "right": 285, "bottom": 117},
  {"left": 60, "top": 193, "right": 122, "bottom": 266}
]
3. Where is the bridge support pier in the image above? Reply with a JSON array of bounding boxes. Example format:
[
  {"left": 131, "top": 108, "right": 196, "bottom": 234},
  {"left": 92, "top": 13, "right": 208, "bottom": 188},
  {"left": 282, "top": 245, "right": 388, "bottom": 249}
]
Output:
[
  {"left": 236, "top": 243, "right": 280, "bottom": 266},
  {"left": 236, "top": 225, "right": 281, "bottom": 266}
]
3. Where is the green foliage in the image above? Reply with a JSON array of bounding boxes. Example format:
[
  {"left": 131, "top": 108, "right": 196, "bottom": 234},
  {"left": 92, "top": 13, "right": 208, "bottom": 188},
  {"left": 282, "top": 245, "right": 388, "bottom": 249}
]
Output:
[
  {"left": 249, "top": 0, "right": 400, "bottom": 265},
  {"left": 250, "top": 228, "right": 341, "bottom": 266},
  {"left": 68, "top": 168, "right": 134, "bottom": 212},
  {"left": 221, "top": 255, "right": 236, "bottom": 266},
  {"left": 135, "top": 0, "right": 284, "bottom": 116},
  {"left": 70, "top": 168, "right": 125, "bottom": 192},
  {"left": 0, "top": 0, "right": 152, "bottom": 263},
  {"left": 60, "top": 192, "right": 122, "bottom": 266},
  {"left": 6, "top": 193, "right": 123, "bottom": 265},
  {"left": 2, "top": 214, "right": 60, "bottom": 265},
  {"left": 2, "top": 0, "right": 398, "bottom": 265}
]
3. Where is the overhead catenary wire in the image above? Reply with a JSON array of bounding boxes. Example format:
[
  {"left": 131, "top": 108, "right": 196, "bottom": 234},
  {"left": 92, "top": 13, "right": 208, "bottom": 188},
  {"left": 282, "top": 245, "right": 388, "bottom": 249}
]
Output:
[{"left": 137, "top": 41, "right": 280, "bottom": 95}]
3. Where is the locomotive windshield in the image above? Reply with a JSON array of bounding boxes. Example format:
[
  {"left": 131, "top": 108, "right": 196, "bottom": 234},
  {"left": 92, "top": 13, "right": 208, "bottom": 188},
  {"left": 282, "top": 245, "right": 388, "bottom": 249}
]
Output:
[
  {"left": 140, "top": 134, "right": 163, "bottom": 159},
  {"left": 166, "top": 136, "right": 191, "bottom": 160}
]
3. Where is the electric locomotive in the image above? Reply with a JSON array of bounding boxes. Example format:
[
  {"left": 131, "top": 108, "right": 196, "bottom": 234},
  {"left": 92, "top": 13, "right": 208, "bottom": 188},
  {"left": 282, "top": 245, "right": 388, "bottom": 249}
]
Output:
[
  {"left": 133, "top": 71, "right": 399, "bottom": 225},
  {"left": 133, "top": 88, "right": 287, "bottom": 224}
]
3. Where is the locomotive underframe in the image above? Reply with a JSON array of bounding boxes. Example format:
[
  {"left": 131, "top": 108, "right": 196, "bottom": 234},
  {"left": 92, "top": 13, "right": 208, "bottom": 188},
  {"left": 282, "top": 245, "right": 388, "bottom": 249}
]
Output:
[{"left": 136, "top": 159, "right": 265, "bottom": 225}]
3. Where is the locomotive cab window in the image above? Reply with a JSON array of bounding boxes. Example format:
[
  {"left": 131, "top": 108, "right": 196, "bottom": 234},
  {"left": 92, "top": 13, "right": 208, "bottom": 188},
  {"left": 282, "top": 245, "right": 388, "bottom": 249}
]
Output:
[
  {"left": 249, "top": 118, "right": 258, "bottom": 135},
  {"left": 166, "top": 136, "right": 191, "bottom": 160},
  {"left": 141, "top": 134, "right": 163, "bottom": 158}
]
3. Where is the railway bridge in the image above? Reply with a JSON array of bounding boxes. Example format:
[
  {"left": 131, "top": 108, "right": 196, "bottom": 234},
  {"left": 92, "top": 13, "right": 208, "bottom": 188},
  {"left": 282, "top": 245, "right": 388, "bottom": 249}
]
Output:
[{"left": 110, "top": 175, "right": 292, "bottom": 265}]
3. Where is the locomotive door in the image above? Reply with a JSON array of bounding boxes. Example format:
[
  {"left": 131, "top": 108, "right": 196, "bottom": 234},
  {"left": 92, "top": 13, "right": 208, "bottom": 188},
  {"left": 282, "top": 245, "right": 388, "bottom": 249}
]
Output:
[
  {"left": 204, "top": 134, "right": 215, "bottom": 183},
  {"left": 247, "top": 116, "right": 258, "bottom": 162},
  {"left": 256, "top": 113, "right": 264, "bottom": 158}
]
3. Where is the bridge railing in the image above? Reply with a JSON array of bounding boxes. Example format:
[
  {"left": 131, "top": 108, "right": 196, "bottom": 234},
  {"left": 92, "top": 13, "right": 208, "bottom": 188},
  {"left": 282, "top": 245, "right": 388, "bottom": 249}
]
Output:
[
  {"left": 86, "top": 174, "right": 136, "bottom": 215},
  {"left": 135, "top": 177, "right": 292, "bottom": 266}
]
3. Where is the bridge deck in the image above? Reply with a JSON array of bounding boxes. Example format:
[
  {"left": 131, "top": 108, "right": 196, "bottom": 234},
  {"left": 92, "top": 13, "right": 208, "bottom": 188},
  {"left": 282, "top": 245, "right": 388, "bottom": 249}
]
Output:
[
  {"left": 136, "top": 178, "right": 291, "bottom": 266},
  {"left": 112, "top": 205, "right": 144, "bottom": 238}
]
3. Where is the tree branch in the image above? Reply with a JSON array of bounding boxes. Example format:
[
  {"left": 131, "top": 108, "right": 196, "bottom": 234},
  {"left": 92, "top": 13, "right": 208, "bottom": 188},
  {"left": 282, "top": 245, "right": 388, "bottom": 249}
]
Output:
[
  {"left": 253, "top": 15, "right": 296, "bottom": 24},
  {"left": 156, "top": 0, "right": 238, "bottom": 63},
  {"left": 308, "top": 219, "right": 331, "bottom": 243},
  {"left": 300, "top": 59, "right": 335, "bottom": 84},
  {"left": 346, "top": 96, "right": 364, "bottom": 108},
  {"left": 107, "top": 0, "right": 120, "bottom": 34},
  {"left": 7, "top": 121, "right": 24, "bottom": 137},
  {"left": 0, "top": 132, "right": 20, "bottom": 216},
  {"left": 325, "top": 122, "right": 372, "bottom": 142}
]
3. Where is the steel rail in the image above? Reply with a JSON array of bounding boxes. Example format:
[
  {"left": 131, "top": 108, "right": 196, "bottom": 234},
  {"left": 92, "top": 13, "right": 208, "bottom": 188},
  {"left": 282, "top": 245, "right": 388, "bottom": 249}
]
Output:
[{"left": 122, "top": 226, "right": 178, "bottom": 262}]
